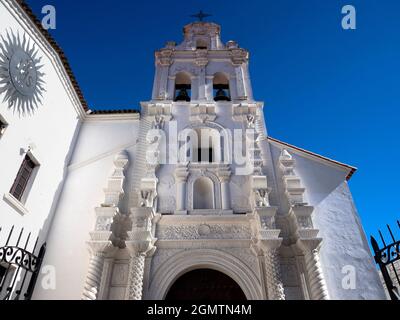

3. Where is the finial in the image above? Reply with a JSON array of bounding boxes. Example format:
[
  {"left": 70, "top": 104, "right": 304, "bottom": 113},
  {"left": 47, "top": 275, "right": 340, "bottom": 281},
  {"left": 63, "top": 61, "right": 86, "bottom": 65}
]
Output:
[{"left": 190, "top": 10, "right": 212, "bottom": 22}]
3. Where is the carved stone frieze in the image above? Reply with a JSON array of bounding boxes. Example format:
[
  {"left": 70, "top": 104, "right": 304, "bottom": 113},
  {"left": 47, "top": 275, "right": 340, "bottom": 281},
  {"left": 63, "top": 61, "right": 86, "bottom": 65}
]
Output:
[{"left": 156, "top": 224, "right": 251, "bottom": 240}]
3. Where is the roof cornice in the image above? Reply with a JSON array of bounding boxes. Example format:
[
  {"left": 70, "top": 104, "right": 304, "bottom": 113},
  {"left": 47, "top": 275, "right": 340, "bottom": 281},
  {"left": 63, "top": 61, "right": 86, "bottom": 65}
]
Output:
[{"left": 268, "top": 136, "right": 357, "bottom": 181}]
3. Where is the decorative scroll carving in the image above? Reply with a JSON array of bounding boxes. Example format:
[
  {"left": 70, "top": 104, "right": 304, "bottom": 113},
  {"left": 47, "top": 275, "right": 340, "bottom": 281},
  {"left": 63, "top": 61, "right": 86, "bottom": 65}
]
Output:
[
  {"left": 95, "top": 216, "right": 114, "bottom": 232},
  {"left": 246, "top": 114, "right": 256, "bottom": 129},
  {"left": 254, "top": 189, "right": 270, "bottom": 207},
  {"left": 297, "top": 216, "right": 313, "bottom": 229},
  {"left": 231, "top": 48, "right": 248, "bottom": 65},
  {"left": 152, "top": 115, "right": 165, "bottom": 130},
  {"left": 155, "top": 49, "right": 173, "bottom": 67},
  {"left": 157, "top": 224, "right": 251, "bottom": 240},
  {"left": 139, "top": 189, "right": 157, "bottom": 208}
]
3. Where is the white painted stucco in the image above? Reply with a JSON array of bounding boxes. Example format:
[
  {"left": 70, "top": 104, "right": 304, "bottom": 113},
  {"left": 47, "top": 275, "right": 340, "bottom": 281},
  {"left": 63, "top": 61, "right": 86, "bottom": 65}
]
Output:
[{"left": 0, "top": 0, "right": 386, "bottom": 301}]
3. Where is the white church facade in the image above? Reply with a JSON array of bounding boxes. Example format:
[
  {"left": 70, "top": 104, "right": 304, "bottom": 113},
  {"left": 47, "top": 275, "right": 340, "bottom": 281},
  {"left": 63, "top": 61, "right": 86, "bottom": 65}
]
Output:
[{"left": 0, "top": 0, "right": 386, "bottom": 300}]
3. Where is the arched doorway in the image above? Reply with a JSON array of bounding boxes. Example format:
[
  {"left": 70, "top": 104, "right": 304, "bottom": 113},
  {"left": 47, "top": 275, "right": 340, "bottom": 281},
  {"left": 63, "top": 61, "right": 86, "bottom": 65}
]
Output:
[{"left": 165, "top": 269, "right": 247, "bottom": 301}]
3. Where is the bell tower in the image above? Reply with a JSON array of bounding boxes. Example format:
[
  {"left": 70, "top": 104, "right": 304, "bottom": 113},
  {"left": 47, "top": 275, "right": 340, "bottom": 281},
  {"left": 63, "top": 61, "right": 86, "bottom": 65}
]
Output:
[
  {"left": 151, "top": 21, "right": 253, "bottom": 102},
  {"left": 139, "top": 18, "right": 270, "bottom": 217},
  {"left": 126, "top": 17, "right": 287, "bottom": 300}
]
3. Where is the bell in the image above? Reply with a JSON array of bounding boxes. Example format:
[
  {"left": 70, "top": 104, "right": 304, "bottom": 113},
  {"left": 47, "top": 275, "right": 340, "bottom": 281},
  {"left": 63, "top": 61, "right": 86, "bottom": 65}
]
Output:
[
  {"left": 214, "top": 88, "right": 230, "bottom": 101},
  {"left": 175, "top": 88, "right": 191, "bottom": 102}
]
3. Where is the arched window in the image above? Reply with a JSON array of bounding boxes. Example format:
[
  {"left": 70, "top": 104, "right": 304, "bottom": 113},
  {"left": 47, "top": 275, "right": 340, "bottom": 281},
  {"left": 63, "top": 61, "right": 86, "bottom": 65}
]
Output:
[
  {"left": 174, "top": 72, "right": 191, "bottom": 102},
  {"left": 193, "top": 177, "right": 214, "bottom": 209},
  {"left": 213, "top": 72, "right": 231, "bottom": 102},
  {"left": 196, "top": 39, "right": 208, "bottom": 50},
  {"left": 192, "top": 128, "right": 220, "bottom": 163}
]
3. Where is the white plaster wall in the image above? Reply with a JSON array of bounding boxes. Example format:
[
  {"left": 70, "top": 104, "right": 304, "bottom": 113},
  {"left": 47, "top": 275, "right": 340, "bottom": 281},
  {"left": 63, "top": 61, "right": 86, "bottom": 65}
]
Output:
[
  {"left": 0, "top": 2, "right": 80, "bottom": 249},
  {"left": 313, "top": 182, "right": 387, "bottom": 300},
  {"left": 33, "top": 118, "right": 139, "bottom": 300},
  {"left": 269, "top": 142, "right": 386, "bottom": 299}
]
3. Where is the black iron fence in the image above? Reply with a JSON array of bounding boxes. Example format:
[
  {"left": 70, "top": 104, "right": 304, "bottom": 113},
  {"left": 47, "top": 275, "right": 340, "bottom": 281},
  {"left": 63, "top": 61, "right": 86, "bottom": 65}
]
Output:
[
  {"left": 0, "top": 226, "right": 46, "bottom": 300},
  {"left": 371, "top": 220, "right": 400, "bottom": 300}
]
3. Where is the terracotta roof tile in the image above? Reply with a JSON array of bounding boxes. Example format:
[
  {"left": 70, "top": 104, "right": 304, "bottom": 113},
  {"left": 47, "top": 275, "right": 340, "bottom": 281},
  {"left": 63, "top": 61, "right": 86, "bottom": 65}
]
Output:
[{"left": 89, "top": 109, "right": 140, "bottom": 115}]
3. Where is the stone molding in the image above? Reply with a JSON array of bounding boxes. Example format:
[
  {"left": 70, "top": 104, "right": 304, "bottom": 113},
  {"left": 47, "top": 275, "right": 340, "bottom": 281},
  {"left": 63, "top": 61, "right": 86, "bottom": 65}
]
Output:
[{"left": 147, "top": 249, "right": 263, "bottom": 300}]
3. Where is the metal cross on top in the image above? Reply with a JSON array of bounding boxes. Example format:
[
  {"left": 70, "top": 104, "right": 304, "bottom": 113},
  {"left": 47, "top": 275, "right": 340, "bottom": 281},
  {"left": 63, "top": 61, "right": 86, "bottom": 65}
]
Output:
[{"left": 190, "top": 10, "right": 212, "bottom": 22}]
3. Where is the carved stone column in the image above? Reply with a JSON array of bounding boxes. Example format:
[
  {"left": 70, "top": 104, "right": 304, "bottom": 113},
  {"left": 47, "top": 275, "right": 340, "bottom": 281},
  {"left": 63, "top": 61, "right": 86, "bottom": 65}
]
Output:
[
  {"left": 205, "top": 75, "right": 214, "bottom": 101},
  {"left": 252, "top": 203, "right": 285, "bottom": 300},
  {"left": 231, "top": 48, "right": 248, "bottom": 100},
  {"left": 196, "top": 49, "right": 208, "bottom": 100},
  {"left": 125, "top": 207, "right": 156, "bottom": 300},
  {"left": 82, "top": 242, "right": 116, "bottom": 300},
  {"left": 175, "top": 165, "right": 189, "bottom": 214},
  {"left": 154, "top": 49, "right": 173, "bottom": 100},
  {"left": 263, "top": 247, "right": 286, "bottom": 300},
  {"left": 220, "top": 178, "right": 230, "bottom": 210},
  {"left": 297, "top": 239, "right": 329, "bottom": 300},
  {"left": 125, "top": 246, "right": 147, "bottom": 300},
  {"left": 217, "top": 166, "right": 231, "bottom": 211}
]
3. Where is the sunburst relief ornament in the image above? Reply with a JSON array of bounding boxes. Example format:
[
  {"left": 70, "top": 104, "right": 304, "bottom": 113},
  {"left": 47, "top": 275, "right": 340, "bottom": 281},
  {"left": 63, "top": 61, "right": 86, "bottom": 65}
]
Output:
[{"left": 0, "top": 30, "right": 45, "bottom": 115}]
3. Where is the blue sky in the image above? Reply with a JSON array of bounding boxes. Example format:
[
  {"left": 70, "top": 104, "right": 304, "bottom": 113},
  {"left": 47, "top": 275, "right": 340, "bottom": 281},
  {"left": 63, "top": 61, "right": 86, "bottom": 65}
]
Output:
[{"left": 27, "top": 0, "right": 400, "bottom": 244}]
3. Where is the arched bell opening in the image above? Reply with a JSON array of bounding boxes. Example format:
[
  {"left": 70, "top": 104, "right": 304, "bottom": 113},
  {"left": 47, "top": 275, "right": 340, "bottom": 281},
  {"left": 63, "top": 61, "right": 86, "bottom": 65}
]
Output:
[
  {"left": 213, "top": 72, "right": 231, "bottom": 102},
  {"left": 174, "top": 72, "right": 191, "bottom": 102},
  {"left": 196, "top": 38, "right": 209, "bottom": 50},
  {"left": 165, "top": 269, "right": 247, "bottom": 301}
]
